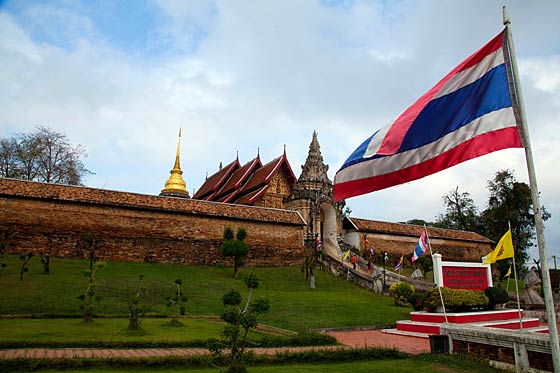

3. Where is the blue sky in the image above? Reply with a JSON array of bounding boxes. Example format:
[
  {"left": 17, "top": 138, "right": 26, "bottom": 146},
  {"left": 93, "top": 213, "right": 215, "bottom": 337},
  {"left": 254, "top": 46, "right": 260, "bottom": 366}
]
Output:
[{"left": 1, "top": 0, "right": 560, "bottom": 266}]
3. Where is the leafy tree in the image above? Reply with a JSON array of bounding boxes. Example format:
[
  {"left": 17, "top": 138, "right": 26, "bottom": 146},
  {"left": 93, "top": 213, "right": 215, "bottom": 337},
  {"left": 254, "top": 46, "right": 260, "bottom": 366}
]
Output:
[
  {"left": 210, "top": 272, "right": 270, "bottom": 373},
  {"left": 301, "top": 249, "right": 324, "bottom": 289},
  {"left": 403, "top": 218, "right": 432, "bottom": 227},
  {"left": 39, "top": 235, "right": 54, "bottom": 275},
  {"left": 166, "top": 278, "right": 188, "bottom": 324},
  {"left": 221, "top": 227, "right": 250, "bottom": 279},
  {"left": 128, "top": 274, "right": 147, "bottom": 331},
  {"left": 78, "top": 233, "right": 104, "bottom": 270},
  {"left": 481, "top": 170, "right": 550, "bottom": 274},
  {"left": 435, "top": 186, "right": 480, "bottom": 232},
  {"left": 0, "top": 125, "right": 93, "bottom": 185},
  {"left": 78, "top": 261, "right": 105, "bottom": 323},
  {"left": 19, "top": 252, "right": 33, "bottom": 280},
  {"left": 414, "top": 255, "right": 433, "bottom": 278}
]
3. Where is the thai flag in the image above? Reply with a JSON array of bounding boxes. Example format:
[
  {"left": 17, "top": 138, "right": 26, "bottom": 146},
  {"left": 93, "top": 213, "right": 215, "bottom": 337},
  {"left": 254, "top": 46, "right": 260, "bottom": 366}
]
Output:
[
  {"left": 394, "top": 255, "right": 403, "bottom": 271},
  {"left": 334, "top": 30, "right": 522, "bottom": 201},
  {"left": 412, "top": 230, "right": 430, "bottom": 262}
]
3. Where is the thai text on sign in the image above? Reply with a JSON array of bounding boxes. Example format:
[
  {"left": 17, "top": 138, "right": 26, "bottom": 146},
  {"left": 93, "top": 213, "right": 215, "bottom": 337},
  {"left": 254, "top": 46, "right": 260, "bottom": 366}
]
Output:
[{"left": 442, "top": 265, "right": 489, "bottom": 291}]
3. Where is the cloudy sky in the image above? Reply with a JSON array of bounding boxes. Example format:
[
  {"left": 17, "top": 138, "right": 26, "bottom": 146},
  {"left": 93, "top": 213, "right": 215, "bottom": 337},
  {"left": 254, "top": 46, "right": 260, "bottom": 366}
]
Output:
[{"left": 1, "top": 0, "right": 559, "bottom": 266}]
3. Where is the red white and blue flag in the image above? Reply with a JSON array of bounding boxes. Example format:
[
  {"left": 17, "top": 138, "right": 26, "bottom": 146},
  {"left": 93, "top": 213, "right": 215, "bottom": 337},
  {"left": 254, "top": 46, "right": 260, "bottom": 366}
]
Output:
[
  {"left": 412, "top": 229, "right": 430, "bottom": 262},
  {"left": 394, "top": 255, "right": 403, "bottom": 271},
  {"left": 333, "top": 30, "right": 522, "bottom": 201}
]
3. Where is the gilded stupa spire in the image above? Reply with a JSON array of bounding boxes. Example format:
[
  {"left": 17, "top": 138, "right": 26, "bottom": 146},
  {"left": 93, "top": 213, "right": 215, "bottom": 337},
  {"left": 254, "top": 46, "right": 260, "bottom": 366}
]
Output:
[{"left": 160, "top": 127, "right": 190, "bottom": 198}]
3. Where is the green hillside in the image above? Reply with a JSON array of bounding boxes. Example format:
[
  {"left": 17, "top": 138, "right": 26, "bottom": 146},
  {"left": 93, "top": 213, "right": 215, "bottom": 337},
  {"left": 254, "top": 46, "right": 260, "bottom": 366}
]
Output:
[{"left": 0, "top": 255, "right": 411, "bottom": 332}]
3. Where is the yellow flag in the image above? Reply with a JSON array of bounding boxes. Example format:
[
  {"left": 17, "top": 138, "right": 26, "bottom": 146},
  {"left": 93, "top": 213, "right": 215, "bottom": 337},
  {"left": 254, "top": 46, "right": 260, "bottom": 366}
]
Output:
[
  {"left": 482, "top": 229, "right": 514, "bottom": 265},
  {"left": 343, "top": 250, "right": 351, "bottom": 261},
  {"left": 504, "top": 265, "right": 512, "bottom": 278}
]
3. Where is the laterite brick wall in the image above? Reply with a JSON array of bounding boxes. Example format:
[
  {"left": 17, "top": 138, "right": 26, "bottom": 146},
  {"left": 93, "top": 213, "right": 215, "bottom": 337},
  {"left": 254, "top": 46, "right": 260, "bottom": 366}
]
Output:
[{"left": 0, "top": 179, "right": 306, "bottom": 267}]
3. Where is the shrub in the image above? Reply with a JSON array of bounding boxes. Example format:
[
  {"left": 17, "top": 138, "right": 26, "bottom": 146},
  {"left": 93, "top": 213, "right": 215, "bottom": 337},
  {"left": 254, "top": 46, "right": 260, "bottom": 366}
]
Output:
[
  {"left": 425, "top": 287, "right": 489, "bottom": 312},
  {"left": 484, "top": 286, "right": 509, "bottom": 309},
  {"left": 407, "top": 292, "right": 427, "bottom": 311},
  {"left": 389, "top": 282, "right": 415, "bottom": 306}
]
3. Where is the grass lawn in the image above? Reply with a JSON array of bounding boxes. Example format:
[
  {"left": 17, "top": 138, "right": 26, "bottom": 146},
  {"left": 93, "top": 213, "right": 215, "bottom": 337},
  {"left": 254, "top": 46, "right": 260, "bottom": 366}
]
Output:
[
  {"left": 0, "top": 318, "right": 227, "bottom": 345},
  {"left": 0, "top": 255, "right": 412, "bottom": 332}
]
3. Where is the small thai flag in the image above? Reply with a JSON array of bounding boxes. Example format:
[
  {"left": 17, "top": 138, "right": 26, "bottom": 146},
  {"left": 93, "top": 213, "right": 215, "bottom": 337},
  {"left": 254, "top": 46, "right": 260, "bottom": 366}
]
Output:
[
  {"left": 394, "top": 255, "right": 403, "bottom": 271},
  {"left": 412, "top": 230, "right": 430, "bottom": 262}
]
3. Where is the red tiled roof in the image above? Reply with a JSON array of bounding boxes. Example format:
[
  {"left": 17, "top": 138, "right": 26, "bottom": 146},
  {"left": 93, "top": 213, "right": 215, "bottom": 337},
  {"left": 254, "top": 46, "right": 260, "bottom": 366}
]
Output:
[
  {"left": 235, "top": 185, "right": 269, "bottom": 205},
  {"left": 213, "top": 156, "right": 262, "bottom": 201},
  {"left": 346, "top": 217, "right": 492, "bottom": 243},
  {"left": 192, "top": 160, "right": 240, "bottom": 199},
  {"left": 194, "top": 152, "right": 296, "bottom": 207},
  {"left": 239, "top": 153, "right": 296, "bottom": 194}
]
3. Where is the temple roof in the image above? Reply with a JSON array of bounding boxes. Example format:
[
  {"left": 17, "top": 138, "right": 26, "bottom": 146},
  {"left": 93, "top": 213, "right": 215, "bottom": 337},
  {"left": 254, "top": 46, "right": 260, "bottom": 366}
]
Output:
[
  {"left": 193, "top": 150, "right": 296, "bottom": 206},
  {"left": 344, "top": 217, "right": 493, "bottom": 244},
  {"left": 192, "top": 159, "right": 240, "bottom": 200}
]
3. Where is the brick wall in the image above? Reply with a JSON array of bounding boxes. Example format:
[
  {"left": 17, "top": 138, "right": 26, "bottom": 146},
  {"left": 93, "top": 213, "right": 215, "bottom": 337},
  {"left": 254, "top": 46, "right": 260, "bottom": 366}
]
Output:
[
  {"left": 0, "top": 179, "right": 305, "bottom": 267},
  {"left": 361, "top": 233, "right": 491, "bottom": 264}
]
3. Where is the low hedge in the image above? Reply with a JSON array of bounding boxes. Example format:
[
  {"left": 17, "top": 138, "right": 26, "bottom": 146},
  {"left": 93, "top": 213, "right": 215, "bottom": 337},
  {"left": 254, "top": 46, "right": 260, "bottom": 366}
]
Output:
[
  {"left": 425, "top": 287, "right": 489, "bottom": 312},
  {"left": 0, "top": 347, "right": 408, "bottom": 371}
]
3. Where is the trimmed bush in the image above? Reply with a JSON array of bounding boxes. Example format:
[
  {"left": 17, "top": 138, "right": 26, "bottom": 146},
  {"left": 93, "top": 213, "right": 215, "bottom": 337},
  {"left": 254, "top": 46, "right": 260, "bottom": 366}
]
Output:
[
  {"left": 484, "top": 287, "right": 509, "bottom": 309},
  {"left": 407, "top": 292, "right": 427, "bottom": 311},
  {"left": 389, "top": 282, "right": 415, "bottom": 307},
  {"left": 425, "top": 287, "right": 489, "bottom": 312}
]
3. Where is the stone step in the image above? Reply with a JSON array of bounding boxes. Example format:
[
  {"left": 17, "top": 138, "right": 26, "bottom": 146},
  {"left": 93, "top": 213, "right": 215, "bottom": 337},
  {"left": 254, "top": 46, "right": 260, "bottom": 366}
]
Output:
[{"left": 410, "top": 309, "right": 524, "bottom": 324}]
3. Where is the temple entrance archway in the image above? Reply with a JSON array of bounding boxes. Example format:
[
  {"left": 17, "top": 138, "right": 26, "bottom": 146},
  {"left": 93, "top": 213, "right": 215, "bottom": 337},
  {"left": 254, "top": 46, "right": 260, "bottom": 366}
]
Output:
[{"left": 320, "top": 201, "right": 339, "bottom": 258}]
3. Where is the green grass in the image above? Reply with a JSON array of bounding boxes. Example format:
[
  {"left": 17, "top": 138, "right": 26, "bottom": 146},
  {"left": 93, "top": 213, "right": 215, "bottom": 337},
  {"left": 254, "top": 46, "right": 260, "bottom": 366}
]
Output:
[
  {"left": 0, "top": 318, "right": 226, "bottom": 345},
  {"left": 0, "top": 255, "right": 412, "bottom": 332}
]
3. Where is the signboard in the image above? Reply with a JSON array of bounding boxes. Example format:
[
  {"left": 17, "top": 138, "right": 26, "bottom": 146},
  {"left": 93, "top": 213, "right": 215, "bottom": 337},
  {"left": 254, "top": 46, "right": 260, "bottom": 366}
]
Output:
[
  {"left": 442, "top": 265, "right": 489, "bottom": 291},
  {"left": 432, "top": 254, "right": 492, "bottom": 291}
]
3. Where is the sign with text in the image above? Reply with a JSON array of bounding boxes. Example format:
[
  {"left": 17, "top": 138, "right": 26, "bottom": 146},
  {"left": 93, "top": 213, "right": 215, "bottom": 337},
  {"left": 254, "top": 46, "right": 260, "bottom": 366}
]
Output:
[{"left": 442, "top": 265, "right": 489, "bottom": 291}]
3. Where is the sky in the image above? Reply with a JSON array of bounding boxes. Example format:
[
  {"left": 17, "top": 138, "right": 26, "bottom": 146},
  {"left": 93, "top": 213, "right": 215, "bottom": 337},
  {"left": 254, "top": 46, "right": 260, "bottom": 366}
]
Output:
[{"left": 1, "top": 0, "right": 559, "bottom": 268}]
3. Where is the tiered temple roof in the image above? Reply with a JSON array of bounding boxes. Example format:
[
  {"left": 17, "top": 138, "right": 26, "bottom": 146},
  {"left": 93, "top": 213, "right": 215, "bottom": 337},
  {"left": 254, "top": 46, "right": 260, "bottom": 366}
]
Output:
[{"left": 193, "top": 149, "right": 297, "bottom": 207}]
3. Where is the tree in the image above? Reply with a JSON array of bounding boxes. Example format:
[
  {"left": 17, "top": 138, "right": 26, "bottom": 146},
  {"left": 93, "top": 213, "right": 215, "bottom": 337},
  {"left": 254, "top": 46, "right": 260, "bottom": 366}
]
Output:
[
  {"left": 301, "top": 249, "right": 324, "bottom": 289},
  {"left": 435, "top": 186, "right": 480, "bottom": 232},
  {"left": 128, "top": 274, "right": 147, "bottom": 331},
  {"left": 221, "top": 227, "right": 250, "bottom": 279},
  {"left": 78, "top": 233, "right": 104, "bottom": 270},
  {"left": 19, "top": 252, "right": 33, "bottom": 280},
  {"left": 0, "top": 125, "right": 93, "bottom": 185},
  {"left": 481, "top": 170, "right": 550, "bottom": 274},
  {"left": 166, "top": 278, "right": 188, "bottom": 325},
  {"left": 210, "top": 272, "right": 270, "bottom": 373},
  {"left": 78, "top": 261, "right": 105, "bottom": 323}
]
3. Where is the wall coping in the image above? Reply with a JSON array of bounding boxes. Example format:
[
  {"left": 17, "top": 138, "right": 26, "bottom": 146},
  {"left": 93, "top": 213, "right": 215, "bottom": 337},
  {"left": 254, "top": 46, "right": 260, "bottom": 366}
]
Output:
[{"left": 0, "top": 178, "right": 306, "bottom": 226}]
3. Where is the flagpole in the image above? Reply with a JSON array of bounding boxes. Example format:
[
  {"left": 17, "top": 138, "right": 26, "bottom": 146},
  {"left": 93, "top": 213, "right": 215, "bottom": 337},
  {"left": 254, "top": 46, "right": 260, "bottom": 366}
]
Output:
[
  {"left": 512, "top": 251, "right": 523, "bottom": 330},
  {"left": 510, "top": 221, "right": 523, "bottom": 330},
  {"left": 425, "top": 225, "right": 448, "bottom": 323},
  {"left": 503, "top": 6, "right": 559, "bottom": 371}
]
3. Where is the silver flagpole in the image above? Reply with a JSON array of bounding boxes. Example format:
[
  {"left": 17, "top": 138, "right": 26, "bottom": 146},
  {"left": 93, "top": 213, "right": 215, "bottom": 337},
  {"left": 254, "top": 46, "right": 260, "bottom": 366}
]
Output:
[{"left": 503, "top": 7, "right": 560, "bottom": 371}]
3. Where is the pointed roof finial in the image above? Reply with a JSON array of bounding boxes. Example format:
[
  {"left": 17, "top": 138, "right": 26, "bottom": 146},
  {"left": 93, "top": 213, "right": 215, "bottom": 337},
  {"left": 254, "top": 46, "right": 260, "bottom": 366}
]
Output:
[{"left": 283, "top": 144, "right": 286, "bottom": 155}]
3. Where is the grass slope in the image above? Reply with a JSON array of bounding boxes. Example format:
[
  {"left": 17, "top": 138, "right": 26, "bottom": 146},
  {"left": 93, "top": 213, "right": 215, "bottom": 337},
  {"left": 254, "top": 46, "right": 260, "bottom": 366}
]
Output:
[{"left": 0, "top": 255, "right": 411, "bottom": 332}]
